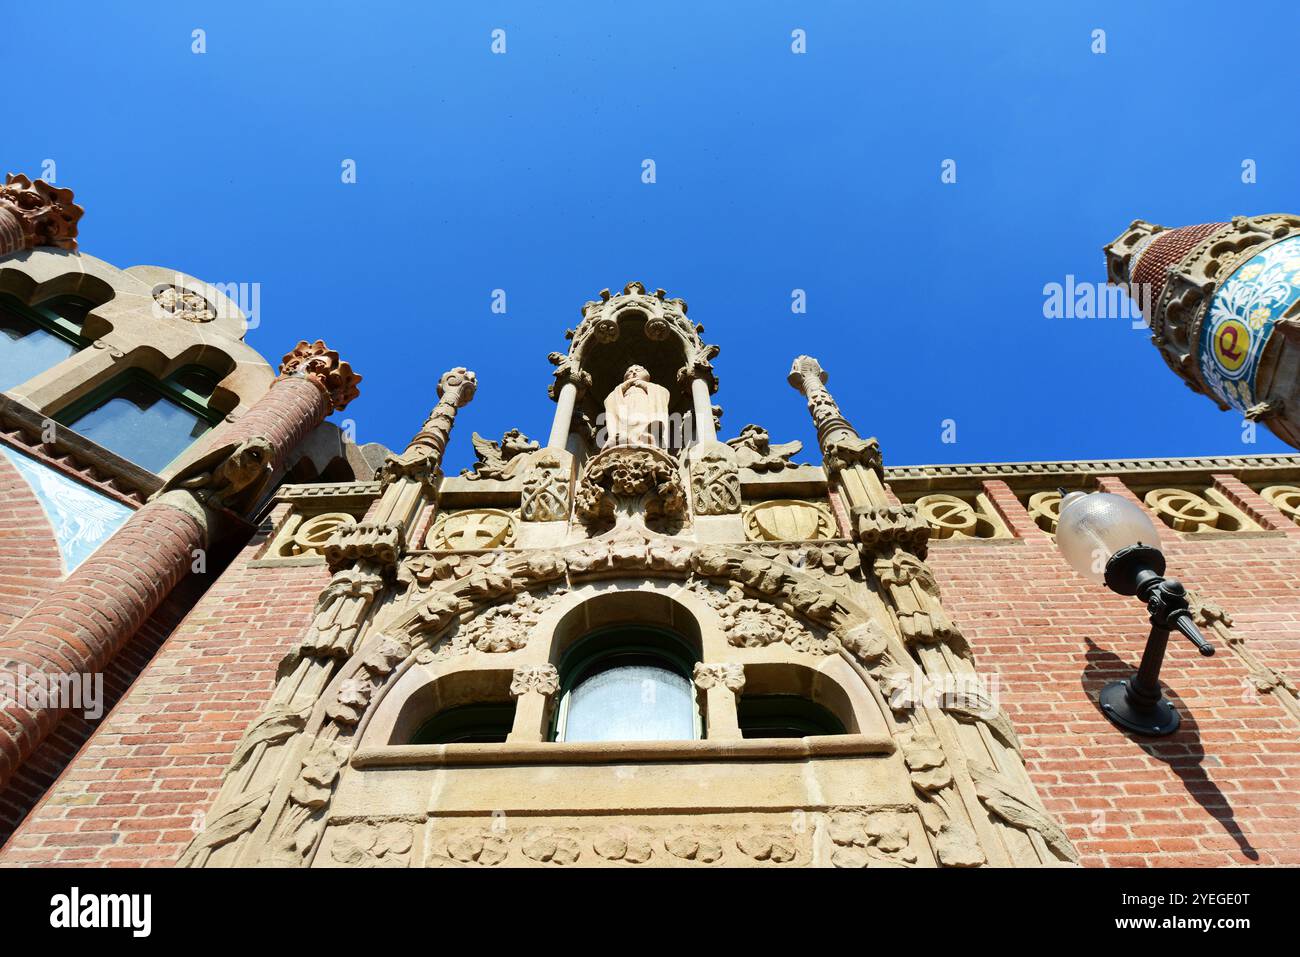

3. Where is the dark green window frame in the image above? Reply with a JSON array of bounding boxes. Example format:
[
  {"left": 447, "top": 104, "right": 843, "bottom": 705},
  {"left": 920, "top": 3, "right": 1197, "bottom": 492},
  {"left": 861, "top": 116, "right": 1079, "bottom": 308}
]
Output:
[
  {"left": 1, "top": 295, "right": 95, "bottom": 385},
  {"left": 737, "top": 694, "right": 846, "bottom": 739},
  {"left": 409, "top": 702, "right": 517, "bottom": 745},
  {"left": 55, "top": 365, "right": 224, "bottom": 429}
]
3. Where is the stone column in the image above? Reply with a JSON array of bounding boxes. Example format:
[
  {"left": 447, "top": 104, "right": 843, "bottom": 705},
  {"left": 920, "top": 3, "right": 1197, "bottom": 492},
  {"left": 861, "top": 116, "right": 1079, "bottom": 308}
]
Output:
[
  {"left": 508, "top": 665, "right": 561, "bottom": 742},
  {"left": 547, "top": 381, "right": 578, "bottom": 450},
  {"left": 690, "top": 376, "right": 717, "bottom": 444},
  {"left": 0, "top": 174, "right": 83, "bottom": 257},
  {"left": 0, "top": 339, "right": 359, "bottom": 793},
  {"left": 693, "top": 663, "right": 745, "bottom": 741}
]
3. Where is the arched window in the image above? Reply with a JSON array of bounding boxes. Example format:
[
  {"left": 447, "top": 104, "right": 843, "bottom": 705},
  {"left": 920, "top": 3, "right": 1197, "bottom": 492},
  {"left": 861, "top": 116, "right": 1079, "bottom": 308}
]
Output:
[
  {"left": 56, "top": 365, "right": 224, "bottom": 473},
  {"left": 552, "top": 625, "right": 700, "bottom": 743},
  {"left": 0, "top": 295, "right": 92, "bottom": 392},
  {"left": 737, "top": 695, "right": 846, "bottom": 739},
  {"left": 410, "top": 702, "right": 516, "bottom": 745}
]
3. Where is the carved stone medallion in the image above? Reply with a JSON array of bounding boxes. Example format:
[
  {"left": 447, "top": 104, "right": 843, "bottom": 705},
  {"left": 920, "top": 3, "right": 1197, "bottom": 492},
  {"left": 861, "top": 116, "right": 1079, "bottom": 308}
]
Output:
[
  {"left": 743, "top": 499, "right": 835, "bottom": 542},
  {"left": 425, "top": 508, "right": 517, "bottom": 550}
]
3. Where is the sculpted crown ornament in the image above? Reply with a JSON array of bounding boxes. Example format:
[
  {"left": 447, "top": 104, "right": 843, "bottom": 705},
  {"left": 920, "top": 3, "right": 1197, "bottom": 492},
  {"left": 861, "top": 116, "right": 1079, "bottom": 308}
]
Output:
[
  {"left": 279, "top": 339, "right": 362, "bottom": 412},
  {"left": 548, "top": 281, "right": 721, "bottom": 399},
  {"left": 0, "top": 173, "right": 84, "bottom": 253}
]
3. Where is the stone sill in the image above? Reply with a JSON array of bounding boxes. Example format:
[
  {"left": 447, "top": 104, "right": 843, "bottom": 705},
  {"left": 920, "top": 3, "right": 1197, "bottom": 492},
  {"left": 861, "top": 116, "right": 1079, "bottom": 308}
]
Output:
[{"left": 352, "top": 733, "right": 893, "bottom": 768}]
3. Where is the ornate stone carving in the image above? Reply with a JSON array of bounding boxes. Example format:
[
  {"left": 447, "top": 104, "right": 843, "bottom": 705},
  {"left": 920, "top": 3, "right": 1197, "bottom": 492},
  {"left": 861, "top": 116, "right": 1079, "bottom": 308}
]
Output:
[
  {"left": 664, "top": 829, "right": 724, "bottom": 863},
  {"left": 462, "top": 429, "right": 538, "bottom": 480},
  {"left": 900, "top": 731, "right": 985, "bottom": 868},
  {"left": 743, "top": 499, "right": 836, "bottom": 541},
  {"left": 510, "top": 663, "right": 560, "bottom": 697},
  {"left": 593, "top": 827, "right": 655, "bottom": 864},
  {"left": 521, "top": 829, "right": 582, "bottom": 865},
  {"left": 520, "top": 449, "right": 573, "bottom": 522},
  {"left": 380, "top": 367, "right": 476, "bottom": 485},
  {"left": 282, "top": 511, "right": 355, "bottom": 557},
  {"left": 787, "top": 356, "right": 881, "bottom": 478},
  {"left": 1260, "top": 484, "right": 1300, "bottom": 523},
  {"left": 735, "top": 829, "right": 797, "bottom": 864},
  {"left": 154, "top": 436, "right": 274, "bottom": 515},
  {"left": 604, "top": 365, "right": 670, "bottom": 448},
  {"left": 297, "top": 563, "right": 385, "bottom": 659},
  {"left": 1143, "top": 487, "right": 1225, "bottom": 532},
  {"left": 914, "top": 494, "right": 983, "bottom": 539},
  {"left": 1026, "top": 490, "right": 1062, "bottom": 534},
  {"left": 692, "top": 583, "right": 836, "bottom": 655},
  {"left": 574, "top": 445, "right": 686, "bottom": 532},
  {"left": 432, "top": 828, "right": 511, "bottom": 866},
  {"left": 278, "top": 339, "right": 362, "bottom": 412},
  {"left": 429, "top": 589, "right": 558, "bottom": 660},
  {"left": 726, "top": 424, "right": 802, "bottom": 471},
  {"left": 323, "top": 521, "right": 403, "bottom": 570},
  {"left": 968, "top": 763, "right": 1079, "bottom": 864},
  {"left": 873, "top": 551, "right": 964, "bottom": 650},
  {"left": 737, "top": 542, "right": 861, "bottom": 580},
  {"left": 424, "top": 508, "right": 516, "bottom": 550},
  {"left": 0, "top": 173, "right": 83, "bottom": 252},
  {"left": 692, "top": 662, "right": 745, "bottom": 692},
  {"left": 152, "top": 284, "right": 216, "bottom": 323},
  {"left": 328, "top": 822, "right": 413, "bottom": 868},
  {"left": 689, "top": 442, "right": 741, "bottom": 515},
  {"left": 854, "top": 505, "right": 931, "bottom": 557},
  {"left": 828, "top": 808, "right": 918, "bottom": 868}
]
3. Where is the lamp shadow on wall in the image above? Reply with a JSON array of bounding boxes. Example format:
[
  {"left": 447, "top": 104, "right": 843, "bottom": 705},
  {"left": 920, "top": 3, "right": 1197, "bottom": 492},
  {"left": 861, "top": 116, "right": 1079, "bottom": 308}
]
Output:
[{"left": 1081, "top": 638, "right": 1260, "bottom": 862}]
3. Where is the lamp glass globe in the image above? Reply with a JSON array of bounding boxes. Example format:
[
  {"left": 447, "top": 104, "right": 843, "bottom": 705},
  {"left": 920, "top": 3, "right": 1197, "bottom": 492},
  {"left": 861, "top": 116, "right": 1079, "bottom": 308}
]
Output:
[{"left": 1056, "top": 491, "right": 1161, "bottom": 583}]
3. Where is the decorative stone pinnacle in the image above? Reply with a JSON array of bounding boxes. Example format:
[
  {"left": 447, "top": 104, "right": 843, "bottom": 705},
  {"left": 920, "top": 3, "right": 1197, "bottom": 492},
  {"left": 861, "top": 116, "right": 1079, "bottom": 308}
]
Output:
[
  {"left": 787, "top": 355, "right": 828, "bottom": 393},
  {"left": 436, "top": 367, "right": 478, "bottom": 408},
  {"left": 0, "top": 173, "right": 84, "bottom": 255},
  {"left": 278, "top": 339, "right": 362, "bottom": 412},
  {"left": 400, "top": 366, "right": 478, "bottom": 463}
]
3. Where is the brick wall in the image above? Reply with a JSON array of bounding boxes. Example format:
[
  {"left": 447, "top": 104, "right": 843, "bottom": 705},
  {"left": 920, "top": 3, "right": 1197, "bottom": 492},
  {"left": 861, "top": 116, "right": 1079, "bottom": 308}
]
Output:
[
  {"left": 0, "top": 510, "right": 329, "bottom": 866},
  {"left": 926, "top": 478, "right": 1300, "bottom": 866},
  {"left": 0, "top": 450, "right": 62, "bottom": 629}
]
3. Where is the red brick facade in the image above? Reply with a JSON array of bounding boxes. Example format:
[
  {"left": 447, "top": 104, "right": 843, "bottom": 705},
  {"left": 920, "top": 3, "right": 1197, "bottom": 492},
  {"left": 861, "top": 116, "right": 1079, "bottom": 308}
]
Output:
[
  {"left": 0, "top": 507, "right": 329, "bottom": 866},
  {"left": 925, "top": 478, "right": 1300, "bottom": 867}
]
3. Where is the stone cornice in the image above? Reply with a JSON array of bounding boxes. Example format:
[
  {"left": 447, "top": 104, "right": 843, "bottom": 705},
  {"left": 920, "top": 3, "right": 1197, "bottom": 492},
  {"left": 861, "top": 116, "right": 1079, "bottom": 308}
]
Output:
[{"left": 884, "top": 453, "right": 1300, "bottom": 490}]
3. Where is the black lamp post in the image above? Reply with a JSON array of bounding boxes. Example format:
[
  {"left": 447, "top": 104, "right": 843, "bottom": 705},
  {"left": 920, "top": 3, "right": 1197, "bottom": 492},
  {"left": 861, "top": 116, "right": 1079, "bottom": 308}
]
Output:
[{"left": 1056, "top": 490, "right": 1214, "bottom": 736}]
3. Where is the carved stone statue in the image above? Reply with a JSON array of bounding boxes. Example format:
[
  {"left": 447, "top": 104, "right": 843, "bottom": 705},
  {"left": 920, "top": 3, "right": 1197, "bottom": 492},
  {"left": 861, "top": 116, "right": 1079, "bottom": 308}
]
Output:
[
  {"left": 462, "top": 428, "right": 539, "bottom": 481},
  {"left": 603, "top": 365, "right": 670, "bottom": 449},
  {"left": 154, "top": 437, "right": 274, "bottom": 514},
  {"left": 727, "top": 424, "right": 802, "bottom": 472}
]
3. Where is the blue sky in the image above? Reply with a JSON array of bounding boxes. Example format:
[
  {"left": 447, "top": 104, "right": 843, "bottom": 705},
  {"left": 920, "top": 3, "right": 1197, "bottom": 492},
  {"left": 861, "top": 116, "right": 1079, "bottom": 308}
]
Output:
[{"left": 6, "top": 1, "right": 1298, "bottom": 472}]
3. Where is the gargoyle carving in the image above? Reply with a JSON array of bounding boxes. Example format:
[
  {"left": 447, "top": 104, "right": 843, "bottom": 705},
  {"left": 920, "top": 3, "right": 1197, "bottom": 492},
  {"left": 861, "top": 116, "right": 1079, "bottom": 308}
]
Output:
[
  {"left": 462, "top": 428, "right": 539, "bottom": 481},
  {"left": 154, "top": 437, "right": 274, "bottom": 515},
  {"left": 727, "top": 424, "right": 802, "bottom": 471}
]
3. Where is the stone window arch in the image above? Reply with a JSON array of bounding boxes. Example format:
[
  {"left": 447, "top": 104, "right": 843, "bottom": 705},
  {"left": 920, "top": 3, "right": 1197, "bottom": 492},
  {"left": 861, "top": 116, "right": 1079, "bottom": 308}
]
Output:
[{"left": 0, "top": 293, "right": 95, "bottom": 392}]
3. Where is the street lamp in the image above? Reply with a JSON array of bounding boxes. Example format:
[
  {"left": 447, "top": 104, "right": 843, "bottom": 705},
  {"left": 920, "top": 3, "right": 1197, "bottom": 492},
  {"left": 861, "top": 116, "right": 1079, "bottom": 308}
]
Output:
[{"left": 1056, "top": 490, "right": 1214, "bottom": 736}]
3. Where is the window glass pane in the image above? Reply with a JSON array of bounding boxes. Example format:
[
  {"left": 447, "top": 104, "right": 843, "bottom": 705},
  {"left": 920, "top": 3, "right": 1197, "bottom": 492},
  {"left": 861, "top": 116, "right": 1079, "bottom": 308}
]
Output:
[
  {"left": 562, "top": 664, "right": 696, "bottom": 743},
  {"left": 737, "top": 694, "right": 846, "bottom": 739},
  {"left": 0, "top": 308, "right": 79, "bottom": 392},
  {"left": 410, "top": 703, "right": 515, "bottom": 745},
  {"left": 68, "top": 379, "right": 212, "bottom": 473}
]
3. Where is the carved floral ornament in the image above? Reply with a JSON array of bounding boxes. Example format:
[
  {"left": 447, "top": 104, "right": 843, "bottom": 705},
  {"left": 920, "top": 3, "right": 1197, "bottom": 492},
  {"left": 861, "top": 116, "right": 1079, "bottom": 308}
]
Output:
[
  {"left": 278, "top": 339, "right": 362, "bottom": 412},
  {"left": 152, "top": 284, "right": 217, "bottom": 323},
  {"left": 0, "top": 173, "right": 83, "bottom": 249}
]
